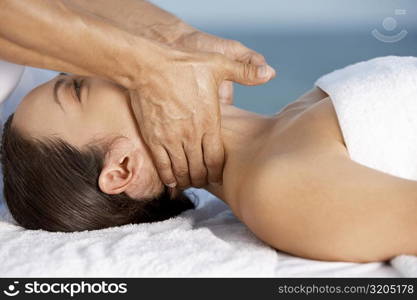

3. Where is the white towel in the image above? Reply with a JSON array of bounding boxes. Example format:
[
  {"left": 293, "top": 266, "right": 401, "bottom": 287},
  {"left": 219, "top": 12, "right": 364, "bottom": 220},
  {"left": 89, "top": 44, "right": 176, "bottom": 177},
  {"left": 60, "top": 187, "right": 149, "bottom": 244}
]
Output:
[
  {"left": 316, "top": 56, "right": 417, "bottom": 181},
  {"left": 0, "top": 60, "right": 24, "bottom": 105},
  {"left": 0, "top": 189, "right": 399, "bottom": 277}
]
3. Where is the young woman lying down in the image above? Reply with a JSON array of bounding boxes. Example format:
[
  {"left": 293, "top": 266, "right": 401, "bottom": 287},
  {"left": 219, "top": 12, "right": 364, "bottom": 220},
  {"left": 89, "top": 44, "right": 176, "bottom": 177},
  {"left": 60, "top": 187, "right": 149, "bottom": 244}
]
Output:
[{"left": 2, "top": 56, "right": 417, "bottom": 263}]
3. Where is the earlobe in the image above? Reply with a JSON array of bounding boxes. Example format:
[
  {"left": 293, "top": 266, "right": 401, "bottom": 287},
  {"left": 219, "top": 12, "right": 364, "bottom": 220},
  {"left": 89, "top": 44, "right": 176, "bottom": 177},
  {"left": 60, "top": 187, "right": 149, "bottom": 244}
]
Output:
[{"left": 98, "top": 137, "right": 139, "bottom": 195}]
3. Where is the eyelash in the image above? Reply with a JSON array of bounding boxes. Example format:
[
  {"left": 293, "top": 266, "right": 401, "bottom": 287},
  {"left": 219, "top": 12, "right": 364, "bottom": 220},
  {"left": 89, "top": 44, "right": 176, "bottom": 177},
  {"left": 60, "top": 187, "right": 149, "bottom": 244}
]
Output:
[{"left": 73, "top": 79, "right": 83, "bottom": 101}]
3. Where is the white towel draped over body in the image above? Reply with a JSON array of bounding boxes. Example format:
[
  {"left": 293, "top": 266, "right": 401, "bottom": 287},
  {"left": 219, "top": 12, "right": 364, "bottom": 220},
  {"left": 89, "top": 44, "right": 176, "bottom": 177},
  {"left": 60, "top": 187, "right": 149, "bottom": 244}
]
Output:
[
  {"left": 316, "top": 56, "right": 417, "bottom": 276},
  {"left": 315, "top": 56, "right": 417, "bottom": 180}
]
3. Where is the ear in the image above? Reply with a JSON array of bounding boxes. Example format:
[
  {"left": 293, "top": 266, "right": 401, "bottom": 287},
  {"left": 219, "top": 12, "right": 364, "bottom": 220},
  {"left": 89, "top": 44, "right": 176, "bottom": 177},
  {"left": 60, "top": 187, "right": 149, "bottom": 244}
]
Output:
[{"left": 98, "top": 137, "right": 142, "bottom": 195}]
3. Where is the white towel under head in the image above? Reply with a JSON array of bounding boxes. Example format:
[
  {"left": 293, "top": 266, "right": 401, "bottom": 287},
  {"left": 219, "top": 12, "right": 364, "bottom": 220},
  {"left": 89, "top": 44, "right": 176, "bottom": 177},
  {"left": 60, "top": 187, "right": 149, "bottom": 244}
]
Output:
[{"left": 315, "top": 56, "right": 417, "bottom": 181}]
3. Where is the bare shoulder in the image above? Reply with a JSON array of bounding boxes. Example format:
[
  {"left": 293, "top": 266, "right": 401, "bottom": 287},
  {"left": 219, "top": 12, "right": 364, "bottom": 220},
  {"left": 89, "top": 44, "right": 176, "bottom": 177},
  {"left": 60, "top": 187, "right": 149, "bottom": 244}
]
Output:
[
  {"left": 234, "top": 93, "right": 349, "bottom": 215},
  {"left": 275, "top": 87, "right": 329, "bottom": 116},
  {"left": 235, "top": 130, "right": 417, "bottom": 262}
]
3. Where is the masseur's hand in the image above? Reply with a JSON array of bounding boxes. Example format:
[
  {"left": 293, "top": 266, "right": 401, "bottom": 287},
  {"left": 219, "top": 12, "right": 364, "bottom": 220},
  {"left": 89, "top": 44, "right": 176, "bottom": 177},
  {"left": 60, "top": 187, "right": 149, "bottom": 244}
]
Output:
[
  {"left": 129, "top": 49, "right": 275, "bottom": 189},
  {"left": 171, "top": 30, "right": 272, "bottom": 105}
]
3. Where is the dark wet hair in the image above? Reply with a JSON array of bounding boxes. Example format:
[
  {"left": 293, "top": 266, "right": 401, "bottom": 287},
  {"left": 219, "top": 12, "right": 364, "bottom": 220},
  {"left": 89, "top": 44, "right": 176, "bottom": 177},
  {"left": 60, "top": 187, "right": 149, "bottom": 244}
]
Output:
[{"left": 0, "top": 114, "right": 194, "bottom": 232}]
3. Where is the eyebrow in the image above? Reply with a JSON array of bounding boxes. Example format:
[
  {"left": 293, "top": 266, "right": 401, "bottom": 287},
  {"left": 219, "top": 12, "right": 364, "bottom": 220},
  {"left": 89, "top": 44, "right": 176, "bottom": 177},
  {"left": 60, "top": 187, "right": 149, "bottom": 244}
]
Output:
[{"left": 53, "top": 78, "right": 66, "bottom": 111}]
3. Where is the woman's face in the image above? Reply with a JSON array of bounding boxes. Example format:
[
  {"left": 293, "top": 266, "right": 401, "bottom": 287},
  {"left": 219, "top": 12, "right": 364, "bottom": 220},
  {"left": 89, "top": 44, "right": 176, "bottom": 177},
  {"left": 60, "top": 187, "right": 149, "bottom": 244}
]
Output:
[
  {"left": 13, "top": 73, "right": 166, "bottom": 199},
  {"left": 13, "top": 73, "right": 140, "bottom": 148}
]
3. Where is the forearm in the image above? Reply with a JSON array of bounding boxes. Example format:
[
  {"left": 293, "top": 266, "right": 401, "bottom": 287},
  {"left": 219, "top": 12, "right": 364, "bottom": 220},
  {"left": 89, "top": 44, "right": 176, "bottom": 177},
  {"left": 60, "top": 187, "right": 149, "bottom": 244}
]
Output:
[
  {"left": 67, "top": 0, "right": 197, "bottom": 44},
  {"left": 0, "top": 0, "right": 169, "bottom": 88}
]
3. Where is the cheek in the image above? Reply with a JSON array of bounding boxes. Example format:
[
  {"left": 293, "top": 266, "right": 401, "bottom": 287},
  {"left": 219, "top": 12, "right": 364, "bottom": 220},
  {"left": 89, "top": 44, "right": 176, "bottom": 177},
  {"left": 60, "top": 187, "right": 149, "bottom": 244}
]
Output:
[
  {"left": 87, "top": 85, "right": 128, "bottom": 118},
  {"left": 85, "top": 88, "right": 133, "bottom": 131}
]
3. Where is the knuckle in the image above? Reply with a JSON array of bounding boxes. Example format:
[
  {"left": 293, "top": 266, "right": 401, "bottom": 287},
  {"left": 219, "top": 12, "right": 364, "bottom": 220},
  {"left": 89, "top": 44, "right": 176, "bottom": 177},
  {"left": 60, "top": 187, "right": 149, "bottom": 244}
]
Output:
[
  {"left": 184, "top": 136, "right": 202, "bottom": 152},
  {"left": 154, "top": 135, "right": 176, "bottom": 146},
  {"left": 204, "top": 147, "right": 224, "bottom": 169},
  {"left": 205, "top": 156, "right": 222, "bottom": 168},
  {"left": 258, "top": 53, "right": 266, "bottom": 61},
  {"left": 183, "top": 143, "right": 196, "bottom": 154},
  {"left": 153, "top": 130, "right": 166, "bottom": 140},
  {"left": 242, "top": 63, "right": 252, "bottom": 79},
  {"left": 148, "top": 135, "right": 164, "bottom": 146},
  {"left": 194, "top": 167, "right": 208, "bottom": 178},
  {"left": 182, "top": 130, "right": 194, "bottom": 142},
  {"left": 226, "top": 39, "right": 243, "bottom": 48},
  {"left": 164, "top": 135, "right": 176, "bottom": 145},
  {"left": 148, "top": 128, "right": 177, "bottom": 143},
  {"left": 210, "top": 52, "right": 226, "bottom": 66},
  {"left": 162, "top": 177, "right": 176, "bottom": 186},
  {"left": 252, "top": 53, "right": 266, "bottom": 65},
  {"left": 174, "top": 168, "right": 189, "bottom": 178},
  {"left": 211, "top": 52, "right": 224, "bottom": 60},
  {"left": 155, "top": 160, "right": 171, "bottom": 170},
  {"left": 204, "top": 133, "right": 222, "bottom": 147}
]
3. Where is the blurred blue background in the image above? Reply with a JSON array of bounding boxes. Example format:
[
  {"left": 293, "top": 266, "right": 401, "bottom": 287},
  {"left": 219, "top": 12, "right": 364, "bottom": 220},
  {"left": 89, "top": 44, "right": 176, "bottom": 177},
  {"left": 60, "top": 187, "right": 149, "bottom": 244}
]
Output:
[{"left": 151, "top": 0, "right": 417, "bottom": 114}]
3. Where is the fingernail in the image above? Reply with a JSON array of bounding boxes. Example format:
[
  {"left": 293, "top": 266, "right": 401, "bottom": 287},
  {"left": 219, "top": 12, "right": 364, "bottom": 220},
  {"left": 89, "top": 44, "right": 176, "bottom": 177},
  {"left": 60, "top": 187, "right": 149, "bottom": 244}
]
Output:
[
  {"left": 166, "top": 182, "right": 177, "bottom": 188},
  {"left": 257, "top": 65, "right": 268, "bottom": 78},
  {"left": 268, "top": 65, "right": 276, "bottom": 78},
  {"left": 258, "top": 65, "right": 275, "bottom": 79}
]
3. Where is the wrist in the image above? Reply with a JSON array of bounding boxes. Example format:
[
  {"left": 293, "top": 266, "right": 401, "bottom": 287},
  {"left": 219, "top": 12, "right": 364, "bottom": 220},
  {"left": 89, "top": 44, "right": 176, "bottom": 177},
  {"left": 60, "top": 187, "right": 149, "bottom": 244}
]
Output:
[
  {"left": 115, "top": 26, "right": 209, "bottom": 91},
  {"left": 167, "top": 21, "right": 198, "bottom": 45},
  {"left": 116, "top": 35, "right": 186, "bottom": 89},
  {"left": 135, "top": 19, "right": 198, "bottom": 45}
]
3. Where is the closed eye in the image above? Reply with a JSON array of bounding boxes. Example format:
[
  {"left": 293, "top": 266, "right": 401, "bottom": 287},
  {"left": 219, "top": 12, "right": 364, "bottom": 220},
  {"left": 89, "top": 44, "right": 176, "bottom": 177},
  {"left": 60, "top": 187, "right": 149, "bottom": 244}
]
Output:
[{"left": 73, "top": 79, "right": 83, "bottom": 102}]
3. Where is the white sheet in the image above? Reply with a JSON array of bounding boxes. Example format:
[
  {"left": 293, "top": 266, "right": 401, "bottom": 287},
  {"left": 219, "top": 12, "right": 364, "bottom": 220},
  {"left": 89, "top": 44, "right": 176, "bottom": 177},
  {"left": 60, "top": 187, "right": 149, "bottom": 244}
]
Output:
[
  {"left": 0, "top": 67, "right": 406, "bottom": 277},
  {"left": 0, "top": 189, "right": 400, "bottom": 277}
]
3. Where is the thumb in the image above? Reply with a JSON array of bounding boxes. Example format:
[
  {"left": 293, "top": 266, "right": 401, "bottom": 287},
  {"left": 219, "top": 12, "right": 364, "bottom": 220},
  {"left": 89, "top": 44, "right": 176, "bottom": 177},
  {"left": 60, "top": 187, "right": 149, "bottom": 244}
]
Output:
[{"left": 223, "top": 60, "right": 276, "bottom": 86}]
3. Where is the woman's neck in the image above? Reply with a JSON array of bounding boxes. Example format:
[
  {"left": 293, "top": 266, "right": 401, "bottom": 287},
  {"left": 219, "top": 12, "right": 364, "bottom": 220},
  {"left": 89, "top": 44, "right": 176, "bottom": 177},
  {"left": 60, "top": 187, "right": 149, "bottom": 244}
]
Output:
[{"left": 203, "top": 104, "right": 273, "bottom": 205}]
